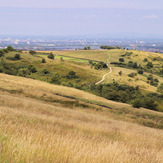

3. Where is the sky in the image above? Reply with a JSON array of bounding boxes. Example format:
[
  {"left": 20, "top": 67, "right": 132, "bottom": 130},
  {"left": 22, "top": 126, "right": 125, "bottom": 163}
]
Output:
[{"left": 0, "top": 0, "right": 163, "bottom": 37}]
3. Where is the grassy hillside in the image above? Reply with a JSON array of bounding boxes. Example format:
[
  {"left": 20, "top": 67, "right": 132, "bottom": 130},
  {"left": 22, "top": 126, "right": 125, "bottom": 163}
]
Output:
[
  {"left": 0, "top": 73, "right": 163, "bottom": 162},
  {"left": 0, "top": 49, "right": 162, "bottom": 111},
  {"left": 38, "top": 50, "right": 163, "bottom": 92}
]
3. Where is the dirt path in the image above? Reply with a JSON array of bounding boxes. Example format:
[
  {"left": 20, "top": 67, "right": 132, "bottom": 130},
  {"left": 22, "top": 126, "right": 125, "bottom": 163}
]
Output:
[{"left": 95, "top": 54, "right": 112, "bottom": 85}]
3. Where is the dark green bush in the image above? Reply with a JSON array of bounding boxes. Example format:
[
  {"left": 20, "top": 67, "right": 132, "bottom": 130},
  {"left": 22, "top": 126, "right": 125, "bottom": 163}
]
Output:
[
  {"left": 47, "top": 53, "right": 54, "bottom": 59},
  {"left": 42, "top": 58, "right": 46, "bottom": 63}
]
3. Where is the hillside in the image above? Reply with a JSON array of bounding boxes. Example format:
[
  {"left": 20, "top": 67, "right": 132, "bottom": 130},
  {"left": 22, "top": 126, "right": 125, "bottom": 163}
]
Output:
[
  {"left": 0, "top": 73, "right": 163, "bottom": 162},
  {"left": 0, "top": 48, "right": 163, "bottom": 111}
]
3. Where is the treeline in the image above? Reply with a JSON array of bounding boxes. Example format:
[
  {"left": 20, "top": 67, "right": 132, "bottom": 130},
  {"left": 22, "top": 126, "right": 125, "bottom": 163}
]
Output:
[{"left": 100, "top": 46, "right": 121, "bottom": 50}]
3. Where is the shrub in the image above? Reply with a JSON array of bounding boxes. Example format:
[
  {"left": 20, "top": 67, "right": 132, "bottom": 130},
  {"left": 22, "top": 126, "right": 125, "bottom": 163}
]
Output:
[
  {"left": 42, "top": 58, "right": 46, "bottom": 63},
  {"left": 42, "top": 69, "right": 50, "bottom": 74},
  {"left": 84, "top": 46, "right": 91, "bottom": 50},
  {"left": 0, "top": 50, "right": 4, "bottom": 57},
  {"left": 66, "top": 71, "right": 79, "bottom": 79},
  {"left": 18, "top": 68, "right": 30, "bottom": 77},
  {"left": 60, "top": 57, "right": 64, "bottom": 62},
  {"left": 137, "top": 70, "right": 143, "bottom": 74},
  {"left": 146, "top": 62, "right": 153, "bottom": 68},
  {"left": 157, "top": 83, "right": 163, "bottom": 93},
  {"left": 47, "top": 53, "right": 54, "bottom": 59},
  {"left": 118, "top": 71, "right": 122, "bottom": 76},
  {"left": 147, "top": 75, "right": 153, "bottom": 81},
  {"left": 132, "top": 98, "right": 158, "bottom": 110},
  {"left": 28, "top": 65, "right": 37, "bottom": 73},
  {"left": 132, "top": 99, "right": 142, "bottom": 108},
  {"left": 128, "top": 73, "right": 136, "bottom": 77},
  {"left": 14, "top": 54, "right": 20, "bottom": 60},
  {"left": 7, "top": 46, "right": 16, "bottom": 51},
  {"left": 144, "top": 58, "right": 148, "bottom": 62},
  {"left": 154, "top": 78, "right": 159, "bottom": 82},
  {"left": 50, "top": 73, "right": 61, "bottom": 84},
  {"left": 29, "top": 50, "right": 36, "bottom": 55},
  {"left": 119, "top": 58, "right": 124, "bottom": 62}
]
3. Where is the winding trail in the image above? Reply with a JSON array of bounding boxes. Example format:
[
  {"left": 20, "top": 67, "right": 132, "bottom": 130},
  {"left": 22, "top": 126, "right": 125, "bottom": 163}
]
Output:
[{"left": 95, "top": 53, "right": 112, "bottom": 85}]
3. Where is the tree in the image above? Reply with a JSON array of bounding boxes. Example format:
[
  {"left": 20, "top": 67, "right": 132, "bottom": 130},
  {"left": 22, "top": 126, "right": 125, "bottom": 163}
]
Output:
[
  {"left": 119, "top": 58, "right": 124, "bottom": 62},
  {"left": 146, "top": 62, "right": 153, "bottom": 68},
  {"left": 144, "top": 58, "right": 148, "bottom": 62},
  {"left": 0, "top": 50, "right": 4, "bottom": 57},
  {"left": 42, "top": 58, "right": 46, "bottom": 63},
  {"left": 100, "top": 46, "right": 115, "bottom": 50},
  {"left": 118, "top": 71, "right": 122, "bottom": 76},
  {"left": 66, "top": 71, "right": 79, "bottom": 79},
  {"left": 47, "top": 53, "right": 54, "bottom": 59},
  {"left": 84, "top": 46, "right": 91, "bottom": 50},
  {"left": 29, "top": 50, "right": 36, "bottom": 55},
  {"left": 157, "top": 83, "right": 163, "bottom": 93},
  {"left": 60, "top": 57, "right": 64, "bottom": 62},
  {"left": 137, "top": 70, "right": 143, "bottom": 74},
  {"left": 7, "top": 46, "right": 15, "bottom": 51},
  {"left": 28, "top": 65, "right": 37, "bottom": 73},
  {"left": 14, "top": 54, "right": 20, "bottom": 60},
  {"left": 132, "top": 99, "right": 142, "bottom": 108}
]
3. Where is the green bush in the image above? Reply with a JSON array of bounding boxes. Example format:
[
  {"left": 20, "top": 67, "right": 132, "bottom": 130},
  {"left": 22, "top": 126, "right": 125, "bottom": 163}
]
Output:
[
  {"left": 14, "top": 54, "right": 20, "bottom": 60},
  {"left": 42, "top": 58, "right": 46, "bottom": 63},
  {"left": 47, "top": 53, "right": 54, "bottom": 59},
  {"left": 137, "top": 70, "right": 143, "bottom": 74},
  {"left": 28, "top": 65, "right": 37, "bottom": 73},
  {"left": 29, "top": 50, "right": 36, "bottom": 55},
  {"left": 119, "top": 58, "right": 124, "bottom": 62},
  {"left": 42, "top": 69, "right": 50, "bottom": 74},
  {"left": 146, "top": 62, "right": 153, "bottom": 68},
  {"left": 18, "top": 68, "right": 30, "bottom": 77},
  {"left": 128, "top": 73, "right": 136, "bottom": 77},
  {"left": 157, "top": 83, "right": 163, "bottom": 93}
]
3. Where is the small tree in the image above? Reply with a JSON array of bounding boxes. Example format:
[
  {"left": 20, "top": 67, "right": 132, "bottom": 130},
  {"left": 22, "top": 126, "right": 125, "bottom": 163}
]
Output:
[
  {"left": 28, "top": 65, "right": 37, "bottom": 73},
  {"left": 14, "top": 54, "right": 20, "bottom": 60},
  {"left": 42, "top": 58, "right": 46, "bottom": 63},
  {"left": 132, "top": 99, "right": 142, "bottom": 108},
  {"left": 7, "top": 46, "right": 15, "bottom": 51},
  {"left": 60, "top": 57, "right": 64, "bottom": 62},
  {"left": 119, "top": 58, "right": 124, "bottom": 62},
  {"left": 144, "top": 58, "right": 148, "bottom": 62},
  {"left": 47, "top": 53, "right": 54, "bottom": 59},
  {"left": 146, "top": 62, "right": 153, "bottom": 68},
  {"left": 0, "top": 50, "right": 4, "bottom": 57},
  {"left": 118, "top": 71, "right": 122, "bottom": 76},
  {"left": 137, "top": 70, "right": 143, "bottom": 74},
  {"left": 29, "top": 50, "right": 36, "bottom": 55}
]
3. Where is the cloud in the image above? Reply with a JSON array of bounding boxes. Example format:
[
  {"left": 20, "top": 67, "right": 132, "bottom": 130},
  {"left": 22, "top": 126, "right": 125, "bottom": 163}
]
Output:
[{"left": 141, "top": 14, "right": 158, "bottom": 19}]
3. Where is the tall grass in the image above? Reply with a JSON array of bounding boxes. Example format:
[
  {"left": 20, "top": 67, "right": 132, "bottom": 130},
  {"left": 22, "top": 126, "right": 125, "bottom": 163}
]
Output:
[{"left": 0, "top": 93, "right": 163, "bottom": 162}]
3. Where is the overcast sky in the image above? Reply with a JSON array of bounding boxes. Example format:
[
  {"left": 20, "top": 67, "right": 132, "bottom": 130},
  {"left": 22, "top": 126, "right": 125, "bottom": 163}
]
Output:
[{"left": 0, "top": 0, "right": 163, "bottom": 36}]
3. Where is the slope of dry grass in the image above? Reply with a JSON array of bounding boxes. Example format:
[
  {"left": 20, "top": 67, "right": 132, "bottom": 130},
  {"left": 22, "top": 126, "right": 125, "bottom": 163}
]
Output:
[
  {"left": 0, "top": 90, "right": 163, "bottom": 163},
  {"left": 0, "top": 73, "right": 163, "bottom": 162}
]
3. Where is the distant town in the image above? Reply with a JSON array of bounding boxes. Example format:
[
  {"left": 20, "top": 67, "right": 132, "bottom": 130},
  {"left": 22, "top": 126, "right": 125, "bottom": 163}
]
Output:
[{"left": 0, "top": 35, "right": 163, "bottom": 52}]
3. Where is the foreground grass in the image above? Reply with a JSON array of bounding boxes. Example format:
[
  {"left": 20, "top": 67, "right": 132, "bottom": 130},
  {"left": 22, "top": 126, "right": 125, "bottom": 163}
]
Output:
[{"left": 0, "top": 90, "right": 163, "bottom": 162}]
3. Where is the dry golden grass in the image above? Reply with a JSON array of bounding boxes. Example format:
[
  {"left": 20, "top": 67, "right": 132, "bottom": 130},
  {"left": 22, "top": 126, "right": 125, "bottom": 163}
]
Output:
[
  {"left": 0, "top": 73, "right": 163, "bottom": 162},
  {"left": 0, "top": 91, "right": 163, "bottom": 163}
]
